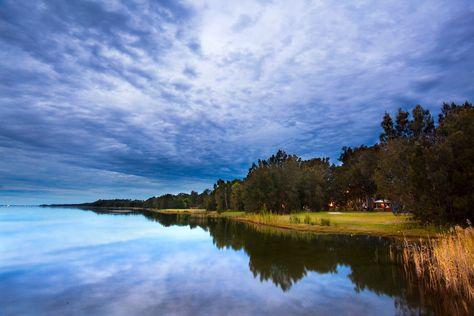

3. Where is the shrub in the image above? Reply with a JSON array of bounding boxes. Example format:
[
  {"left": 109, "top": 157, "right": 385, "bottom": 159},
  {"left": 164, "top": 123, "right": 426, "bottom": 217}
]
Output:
[
  {"left": 320, "top": 218, "right": 331, "bottom": 226},
  {"left": 289, "top": 214, "right": 301, "bottom": 224}
]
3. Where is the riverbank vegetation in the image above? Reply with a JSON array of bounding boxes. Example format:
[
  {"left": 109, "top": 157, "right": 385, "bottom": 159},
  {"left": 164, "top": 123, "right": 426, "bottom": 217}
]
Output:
[
  {"left": 238, "top": 211, "right": 441, "bottom": 238},
  {"left": 76, "top": 101, "right": 473, "bottom": 226},
  {"left": 401, "top": 225, "right": 474, "bottom": 313}
]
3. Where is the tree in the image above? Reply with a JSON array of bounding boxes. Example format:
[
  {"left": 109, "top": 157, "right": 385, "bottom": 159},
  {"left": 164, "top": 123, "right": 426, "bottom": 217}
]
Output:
[
  {"left": 333, "top": 146, "right": 378, "bottom": 210},
  {"left": 395, "top": 108, "right": 410, "bottom": 137},
  {"left": 375, "top": 138, "right": 415, "bottom": 214},
  {"left": 425, "top": 104, "right": 474, "bottom": 223},
  {"left": 380, "top": 112, "right": 396, "bottom": 143},
  {"left": 241, "top": 150, "right": 319, "bottom": 213},
  {"left": 410, "top": 105, "right": 434, "bottom": 139},
  {"left": 376, "top": 102, "right": 473, "bottom": 223},
  {"left": 230, "top": 181, "right": 244, "bottom": 210},
  {"left": 214, "top": 179, "right": 230, "bottom": 211},
  {"left": 299, "top": 158, "right": 331, "bottom": 211},
  {"left": 190, "top": 190, "right": 199, "bottom": 207}
]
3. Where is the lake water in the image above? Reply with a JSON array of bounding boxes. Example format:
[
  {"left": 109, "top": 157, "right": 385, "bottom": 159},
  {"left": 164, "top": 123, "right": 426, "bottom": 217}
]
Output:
[{"left": 0, "top": 206, "right": 442, "bottom": 315}]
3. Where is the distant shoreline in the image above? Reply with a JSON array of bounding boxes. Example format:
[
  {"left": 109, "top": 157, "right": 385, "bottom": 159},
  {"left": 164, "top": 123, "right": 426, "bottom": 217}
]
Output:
[{"left": 40, "top": 204, "right": 149, "bottom": 214}]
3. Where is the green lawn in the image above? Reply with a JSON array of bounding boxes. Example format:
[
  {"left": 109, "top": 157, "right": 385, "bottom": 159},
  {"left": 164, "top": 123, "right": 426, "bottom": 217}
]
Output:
[{"left": 236, "top": 211, "right": 442, "bottom": 238}]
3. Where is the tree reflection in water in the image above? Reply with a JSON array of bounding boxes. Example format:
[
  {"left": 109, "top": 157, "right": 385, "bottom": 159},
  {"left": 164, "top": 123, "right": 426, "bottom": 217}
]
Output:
[{"left": 86, "top": 210, "right": 459, "bottom": 316}]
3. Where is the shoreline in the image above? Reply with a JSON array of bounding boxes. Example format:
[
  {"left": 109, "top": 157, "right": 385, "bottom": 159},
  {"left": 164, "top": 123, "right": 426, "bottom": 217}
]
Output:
[
  {"left": 41, "top": 205, "right": 442, "bottom": 239},
  {"left": 148, "top": 209, "right": 442, "bottom": 239}
]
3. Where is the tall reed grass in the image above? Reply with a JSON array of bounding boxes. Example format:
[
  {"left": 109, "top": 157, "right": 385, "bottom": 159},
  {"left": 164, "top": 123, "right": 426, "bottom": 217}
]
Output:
[
  {"left": 245, "top": 210, "right": 280, "bottom": 225},
  {"left": 402, "top": 225, "right": 473, "bottom": 313}
]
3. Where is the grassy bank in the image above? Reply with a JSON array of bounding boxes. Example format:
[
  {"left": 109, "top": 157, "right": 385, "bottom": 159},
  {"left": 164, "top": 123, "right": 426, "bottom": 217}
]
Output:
[
  {"left": 235, "top": 211, "right": 442, "bottom": 238},
  {"left": 151, "top": 209, "right": 442, "bottom": 238}
]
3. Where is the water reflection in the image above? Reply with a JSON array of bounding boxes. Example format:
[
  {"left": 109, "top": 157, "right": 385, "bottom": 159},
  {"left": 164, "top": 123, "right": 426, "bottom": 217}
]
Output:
[
  {"left": 142, "top": 212, "right": 446, "bottom": 315},
  {"left": 0, "top": 207, "right": 453, "bottom": 315}
]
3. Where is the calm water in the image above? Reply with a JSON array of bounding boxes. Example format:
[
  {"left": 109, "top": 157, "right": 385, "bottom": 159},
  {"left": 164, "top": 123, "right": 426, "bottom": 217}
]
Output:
[{"left": 0, "top": 206, "right": 440, "bottom": 315}]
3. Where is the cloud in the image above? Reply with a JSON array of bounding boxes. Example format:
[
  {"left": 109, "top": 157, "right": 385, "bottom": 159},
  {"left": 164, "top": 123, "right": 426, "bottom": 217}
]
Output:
[{"left": 0, "top": 0, "right": 473, "bottom": 203}]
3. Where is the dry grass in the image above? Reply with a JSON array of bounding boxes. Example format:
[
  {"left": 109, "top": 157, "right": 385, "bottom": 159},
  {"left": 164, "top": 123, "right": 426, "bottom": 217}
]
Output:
[
  {"left": 402, "top": 225, "right": 474, "bottom": 313},
  {"left": 244, "top": 211, "right": 281, "bottom": 225}
]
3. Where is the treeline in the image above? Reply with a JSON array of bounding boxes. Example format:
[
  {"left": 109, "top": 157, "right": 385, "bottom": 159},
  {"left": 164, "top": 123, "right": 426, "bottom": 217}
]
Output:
[
  {"left": 74, "top": 195, "right": 203, "bottom": 209},
  {"left": 75, "top": 199, "right": 145, "bottom": 208},
  {"left": 84, "top": 102, "right": 473, "bottom": 224},
  {"left": 204, "top": 102, "right": 473, "bottom": 224},
  {"left": 143, "top": 192, "right": 203, "bottom": 209}
]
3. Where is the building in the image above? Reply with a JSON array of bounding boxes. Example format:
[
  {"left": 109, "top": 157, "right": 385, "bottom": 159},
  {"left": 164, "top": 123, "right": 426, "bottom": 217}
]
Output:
[{"left": 374, "top": 199, "right": 391, "bottom": 211}]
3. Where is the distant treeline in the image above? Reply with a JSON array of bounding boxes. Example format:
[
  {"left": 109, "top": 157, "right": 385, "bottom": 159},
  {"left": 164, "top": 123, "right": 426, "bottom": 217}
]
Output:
[{"left": 80, "top": 102, "right": 473, "bottom": 224}]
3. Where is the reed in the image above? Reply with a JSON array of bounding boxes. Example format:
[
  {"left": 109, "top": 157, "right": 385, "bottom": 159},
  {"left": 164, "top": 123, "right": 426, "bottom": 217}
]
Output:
[
  {"left": 289, "top": 214, "right": 301, "bottom": 224},
  {"left": 402, "top": 225, "right": 474, "bottom": 312},
  {"left": 245, "top": 210, "right": 280, "bottom": 225}
]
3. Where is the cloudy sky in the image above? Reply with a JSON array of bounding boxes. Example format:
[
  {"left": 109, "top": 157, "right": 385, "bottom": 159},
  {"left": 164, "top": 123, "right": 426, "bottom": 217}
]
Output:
[{"left": 1, "top": 0, "right": 473, "bottom": 204}]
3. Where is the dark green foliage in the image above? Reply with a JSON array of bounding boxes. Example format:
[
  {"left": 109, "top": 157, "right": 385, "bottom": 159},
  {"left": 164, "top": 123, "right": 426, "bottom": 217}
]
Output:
[
  {"left": 376, "top": 102, "right": 473, "bottom": 224},
  {"left": 144, "top": 193, "right": 188, "bottom": 209},
  {"left": 380, "top": 112, "right": 396, "bottom": 143},
  {"left": 241, "top": 151, "right": 331, "bottom": 213},
  {"left": 329, "top": 145, "right": 379, "bottom": 210},
  {"left": 230, "top": 181, "right": 244, "bottom": 211},
  {"left": 433, "top": 105, "right": 474, "bottom": 223},
  {"left": 299, "top": 158, "right": 332, "bottom": 212},
  {"left": 395, "top": 108, "right": 410, "bottom": 138},
  {"left": 81, "top": 199, "right": 144, "bottom": 208},
  {"left": 410, "top": 105, "right": 435, "bottom": 138},
  {"left": 213, "top": 179, "right": 233, "bottom": 212},
  {"left": 201, "top": 189, "right": 216, "bottom": 211}
]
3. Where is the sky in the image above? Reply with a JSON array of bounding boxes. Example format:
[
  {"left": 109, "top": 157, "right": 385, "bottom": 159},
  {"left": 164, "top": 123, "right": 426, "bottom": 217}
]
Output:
[{"left": 1, "top": 0, "right": 473, "bottom": 204}]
